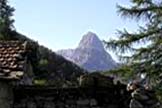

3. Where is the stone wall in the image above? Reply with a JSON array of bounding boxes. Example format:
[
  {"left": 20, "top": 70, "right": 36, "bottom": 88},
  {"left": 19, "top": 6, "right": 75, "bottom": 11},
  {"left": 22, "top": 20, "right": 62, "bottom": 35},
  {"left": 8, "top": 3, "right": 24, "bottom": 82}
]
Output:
[
  {"left": 0, "top": 81, "right": 13, "bottom": 108},
  {"left": 13, "top": 85, "right": 131, "bottom": 108}
]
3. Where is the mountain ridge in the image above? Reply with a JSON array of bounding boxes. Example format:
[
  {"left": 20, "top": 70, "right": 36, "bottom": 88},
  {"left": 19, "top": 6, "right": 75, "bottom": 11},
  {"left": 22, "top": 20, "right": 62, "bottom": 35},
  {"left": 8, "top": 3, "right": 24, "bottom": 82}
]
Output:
[{"left": 57, "top": 32, "right": 118, "bottom": 72}]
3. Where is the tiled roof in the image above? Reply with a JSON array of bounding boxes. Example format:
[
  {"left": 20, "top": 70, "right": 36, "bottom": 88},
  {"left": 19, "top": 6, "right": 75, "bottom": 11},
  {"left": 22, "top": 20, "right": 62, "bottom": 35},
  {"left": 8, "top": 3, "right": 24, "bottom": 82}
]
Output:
[{"left": 0, "top": 41, "right": 27, "bottom": 80}]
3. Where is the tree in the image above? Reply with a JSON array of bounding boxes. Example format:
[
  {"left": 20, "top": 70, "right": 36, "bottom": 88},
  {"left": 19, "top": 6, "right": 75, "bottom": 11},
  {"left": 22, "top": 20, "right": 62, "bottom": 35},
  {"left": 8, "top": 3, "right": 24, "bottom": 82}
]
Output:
[
  {"left": 0, "top": 0, "right": 15, "bottom": 40},
  {"left": 105, "top": 0, "right": 162, "bottom": 87}
]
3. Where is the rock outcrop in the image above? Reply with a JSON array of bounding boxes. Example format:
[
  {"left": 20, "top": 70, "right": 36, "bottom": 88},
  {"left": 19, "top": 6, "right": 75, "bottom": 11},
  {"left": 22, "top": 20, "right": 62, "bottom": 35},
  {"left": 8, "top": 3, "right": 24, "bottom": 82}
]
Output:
[
  {"left": 57, "top": 32, "right": 117, "bottom": 72},
  {"left": 127, "top": 81, "right": 160, "bottom": 108}
]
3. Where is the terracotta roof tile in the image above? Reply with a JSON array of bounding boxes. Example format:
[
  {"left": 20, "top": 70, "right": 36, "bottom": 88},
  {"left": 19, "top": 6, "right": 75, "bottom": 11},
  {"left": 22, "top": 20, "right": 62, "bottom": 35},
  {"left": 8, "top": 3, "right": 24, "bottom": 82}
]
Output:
[{"left": 0, "top": 41, "right": 27, "bottom": 80}]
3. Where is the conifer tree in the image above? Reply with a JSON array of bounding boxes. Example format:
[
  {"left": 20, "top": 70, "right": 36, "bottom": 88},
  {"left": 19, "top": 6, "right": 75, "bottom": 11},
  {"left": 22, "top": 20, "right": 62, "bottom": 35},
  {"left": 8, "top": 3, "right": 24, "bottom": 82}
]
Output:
[
  {"left": 0, "top": 0, "right": 15, "bottom": 40},
  {"left": 105, "top": 0, "right": 162, "bottom": 86}
]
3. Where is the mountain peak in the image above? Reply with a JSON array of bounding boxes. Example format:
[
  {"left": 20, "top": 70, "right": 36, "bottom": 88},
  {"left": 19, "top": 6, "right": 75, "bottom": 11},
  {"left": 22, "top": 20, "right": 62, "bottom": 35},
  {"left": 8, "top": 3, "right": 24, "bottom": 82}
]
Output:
[
  {"left": 78, "top": 32, "right": 104, "bottom": 51},
  {"left": 85, "top": 31, "right": 98, "bottom": 37},
  {"left": 57, "top": 32, "right": 117, "bottom": 72}
]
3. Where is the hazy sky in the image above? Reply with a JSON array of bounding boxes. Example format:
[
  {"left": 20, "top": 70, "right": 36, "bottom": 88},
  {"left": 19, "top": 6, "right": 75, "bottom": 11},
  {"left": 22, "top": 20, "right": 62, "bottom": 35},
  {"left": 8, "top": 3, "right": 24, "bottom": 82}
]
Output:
[{"left": 10, "top": 0, "right": 139, "bottom": 60}]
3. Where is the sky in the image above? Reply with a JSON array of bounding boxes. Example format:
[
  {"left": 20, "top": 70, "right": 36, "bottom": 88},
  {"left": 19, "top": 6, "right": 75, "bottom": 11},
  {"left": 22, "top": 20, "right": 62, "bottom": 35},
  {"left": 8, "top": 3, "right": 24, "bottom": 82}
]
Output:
[{"left": 10, "top": 0, "right": 140, "bottom": 61}]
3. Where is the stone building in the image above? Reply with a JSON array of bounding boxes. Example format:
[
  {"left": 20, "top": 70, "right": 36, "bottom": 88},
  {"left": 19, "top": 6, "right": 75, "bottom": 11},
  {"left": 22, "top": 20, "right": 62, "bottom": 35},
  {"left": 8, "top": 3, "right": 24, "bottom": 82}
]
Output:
[
  {"left": 0, "top": 41, "right": 131, "bottom": 108},
  {"left": 0, "top": 41, "right": 34, "bottom": 108}
]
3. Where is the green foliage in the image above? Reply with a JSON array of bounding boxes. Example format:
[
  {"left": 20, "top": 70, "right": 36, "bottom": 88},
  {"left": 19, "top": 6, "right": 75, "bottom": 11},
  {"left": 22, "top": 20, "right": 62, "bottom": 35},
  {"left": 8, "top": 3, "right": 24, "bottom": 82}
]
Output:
[
  {"left": 0, "top": 0, "right": 15, "bottom": 40},
  {"left": 105, "top": 0, "right": 162, "bottom": 85},
  {"left": 103, "top": 65, "right": 134, "bottom": 82},
  {"left": 33, "top": 45, "right": 86, "bottom": 86},
  {"left": 105, "top": 0, "right": 162, "bottom": 101},
  {"left": 39, "top": 59, "right": 48, "bottom": 66},
  {"left": 34, "top": 79, "right": 47, "bottom": 85}
]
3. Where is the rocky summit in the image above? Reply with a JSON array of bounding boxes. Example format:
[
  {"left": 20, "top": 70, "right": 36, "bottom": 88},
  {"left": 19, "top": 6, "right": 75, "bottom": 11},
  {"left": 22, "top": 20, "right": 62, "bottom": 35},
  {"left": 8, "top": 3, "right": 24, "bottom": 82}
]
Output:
[{"left": 57, "top": 32, "right": 117, "bottom": 72}]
